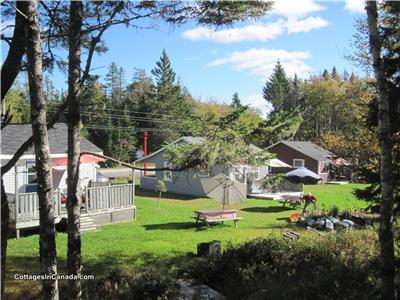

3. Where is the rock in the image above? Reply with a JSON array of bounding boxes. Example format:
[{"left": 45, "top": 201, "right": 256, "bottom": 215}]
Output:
[{"left": 178, "top": 280, "right": 225, "bottom": 300}]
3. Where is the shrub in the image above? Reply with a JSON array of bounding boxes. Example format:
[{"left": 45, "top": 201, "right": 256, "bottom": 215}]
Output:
[
  {"left": 182, "top": 232, "right": 381, "bottom": 300},
  {"left": 81, "top": 270, "right": 179, "bottom": 300}
]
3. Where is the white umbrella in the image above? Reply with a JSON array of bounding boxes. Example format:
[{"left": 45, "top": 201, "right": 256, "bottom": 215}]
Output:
[
  {"left": 268, "top": 158, "right": 291, "bottom": 168},
  {"left": 201, "top": 174, "right": 247, "bottom": 209}
]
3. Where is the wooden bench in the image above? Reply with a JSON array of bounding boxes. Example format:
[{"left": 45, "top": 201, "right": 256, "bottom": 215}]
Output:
[{"left": 194, "top": 209, "right": 242, "bottom": 227}]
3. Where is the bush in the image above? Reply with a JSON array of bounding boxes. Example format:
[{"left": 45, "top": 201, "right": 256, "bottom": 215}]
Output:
[
  {"left": 81, "top": 270, "right": 179, "bottom": 300},
  {"left": 181, "top": 232, "right": 381, "bottom": 300}
]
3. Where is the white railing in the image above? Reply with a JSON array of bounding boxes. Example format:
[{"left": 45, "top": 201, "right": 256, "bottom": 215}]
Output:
[
  {"left": 85, "top": 184, "right": 135, "bottom": 212},
  {"left": 7, "top": 190, "right": 62, "bottom": 223},
  {"left": 8, "top": 184, "right": 135, "bottom": 223}
]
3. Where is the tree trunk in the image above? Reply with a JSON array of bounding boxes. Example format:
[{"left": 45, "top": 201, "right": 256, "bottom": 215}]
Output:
[
  {"left": 1, "top": 3, "right": 29, "bottom": 293},
  {"left": 66, "top": 1, "right": 83, "bottom": 299},
  {"left": 1, "top": 1, "right": 28, "bottom": 102},
  {"left": 0, "top": 179, "right": 9, "bottom": 298},
  {"left": 366, "top": 2, "right": 396, "bottom": 300},
  {"left": 25, "top": 1, "right": 59, "bottom": 299}
]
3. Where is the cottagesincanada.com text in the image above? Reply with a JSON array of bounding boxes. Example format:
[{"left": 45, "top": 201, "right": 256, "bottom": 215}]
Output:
[{"left": 14, "top": 273, "right": 95, "bottom": 281}]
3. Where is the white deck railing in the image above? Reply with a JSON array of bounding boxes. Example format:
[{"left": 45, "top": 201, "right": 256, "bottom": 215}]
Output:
[{"left": 7, "top": 184, "right": 135, "bottom": 224}]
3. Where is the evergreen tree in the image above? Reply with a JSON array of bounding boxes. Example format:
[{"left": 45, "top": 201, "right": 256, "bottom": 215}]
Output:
[
  {"left": 262, "top": 60, "right": 291, "bottom": 111},
  {"left": 230, "top": 92, "right": 242, "bottom": 109},
  {"left": 331, "top": 66, "right": 339, "bottom": 80},
  {"left": 151, "top": 49, "right": 176, "bottom": 89},
  {"left": 322, "top": 69, "right": 330, "bottom": 79},
  {"left": 111, "top": 106, "right": 136, "bottom": 163},
  {"left": 288, "top": 73, "right": 301, "bottom": 110},
  {"left": 104, "top": 62, "right": 126, "bottom": 106},
  {"left": 150, "top": 50, "right": 194, "bottom": 150},
  {"left": 81, "top": 77, "right": 112, "bottom": 153},
  {"left": 126, "top": 68, "right": 156, "bottom": 147}
]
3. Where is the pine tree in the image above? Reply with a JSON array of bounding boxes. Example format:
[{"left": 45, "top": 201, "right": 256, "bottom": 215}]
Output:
[
  {"left": 81, "top": 77, "right": 112, "bottom": 153},
  {"left": 262, "top": 60, "right": 291, "bottom": 111},
  {"left": 112, "top": 106, "right": 136, "bottom": 162},
  {"left": 288, "top": 73, "right": 301, "bottom": 109},
  {"left": 151, "top": 49, "right": 176, "bottom": 89},
  {"left": 126, "top": 69, "right": 156, "bottom": 148},
  {"left": 150, "top": 50, "right": 194, "bottom": 150},
  {"left": 322, "top": 69, "right": 330, "bottom": 79},
  {"left": 331, "top": 66, "right": 339, "bottom": 80},
  {"left": 230, "top": 92, "right": 242, "bottom": 109},
  {"left": 104, "top": 62, "right": 126, "bottom": 105}
]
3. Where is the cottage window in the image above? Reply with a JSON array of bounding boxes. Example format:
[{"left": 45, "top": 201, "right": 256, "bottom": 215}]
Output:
[
  {"left": 164, "top": 162, "right": 172, "bottom": 181},
  {"left": 26, "top": 161, "right": 37, "bottom": 184},
  {"left": 233, "top": 166, "right": 245, "bottom": 183},
  {"left": 293, "top": 159, "right": 305, "bottom": 168},
  {"left": 198, "top": 166, "right": 213, "bottom": 177}
]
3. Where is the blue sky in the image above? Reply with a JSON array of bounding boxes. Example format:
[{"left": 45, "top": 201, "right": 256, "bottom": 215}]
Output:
[{"left": 1, "top": 0, "right": 367, "bottom": 116}]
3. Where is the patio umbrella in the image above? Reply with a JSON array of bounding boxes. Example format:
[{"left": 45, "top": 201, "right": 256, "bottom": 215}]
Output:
[
  {"left": 268, "top": 158, "right": 291, "bottom": 168},
  {"left": 201, "top": 174, "right": 247, "bottom": 209},
  {"left": 285, "top": 167, "right": 321, "bottom": 184}
]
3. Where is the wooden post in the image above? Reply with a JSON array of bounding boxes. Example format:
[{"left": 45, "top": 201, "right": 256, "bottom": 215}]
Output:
[
  {"left": 14, "top": 165, "right": 19, "bottom": 224},
  {"left": 84, "top": 187, "right": 89, "bottom": 213},
  {"left": 57, "top": 189, "right": 61, "bottom": 217},
  {"left": 132, "top": 165, "right": 135, "bottom": 206}
]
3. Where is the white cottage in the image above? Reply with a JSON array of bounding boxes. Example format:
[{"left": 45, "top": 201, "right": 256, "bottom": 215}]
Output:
[
  {"left": 1, "top": 123, "right": 104, "bottom": 194},
  {"left": 135, "top": 137, "right": 288, "bottom": 197}
]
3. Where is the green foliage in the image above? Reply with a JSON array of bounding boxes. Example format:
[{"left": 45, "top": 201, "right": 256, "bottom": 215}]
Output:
[
  {"left": 2, "top": 87, "right": 30, "bottom": 123},
  {"left": 250, "top": 109, "right": 303, "bottom": 148},
  {"left": 155, "top": 180, "right": 167, "bottom": 194},
  {"left": 164, "top": 108, "right": 272, "bottom": 173},
  {"left": 230, "top": 92, "right": 242, "bottom": 109},
  {"left": 81, "top": 77, "right": 113, "bottom": 153},
  {"left": 263, "top": 60, "right": 291, "bottom": 111},
  {"left": 183, "top": 233, "right": 380, "bottom": 300},
  {"left": 151, "top": 49, "right": 176, "bottom": 89},
  {"left": 82, "top": 270, "right": 179, "bottom": 300}
]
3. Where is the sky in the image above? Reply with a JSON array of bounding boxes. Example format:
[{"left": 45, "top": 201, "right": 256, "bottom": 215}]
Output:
[{"left": 1, "top": 0, "right": 367, "bottom": 116}]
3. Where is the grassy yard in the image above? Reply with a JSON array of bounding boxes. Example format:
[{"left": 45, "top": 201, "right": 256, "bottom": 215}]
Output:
[{"left": 5, "top": 183, "right": 369, "bottom": 297}]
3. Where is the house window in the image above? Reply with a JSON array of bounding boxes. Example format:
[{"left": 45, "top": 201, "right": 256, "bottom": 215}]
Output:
[
  {"left": 26, "top": 161, "right": 37, "bottom": 184},
  {"left": 198, "top": 166, "right": 213, "bottom": 178},
  {"left": 233, "top": 166, "right": 245, "bottom": 183},
  {"left": 164, "top": 162, "right": 172, "bottom": 181},
  {"left": 251, "top": 167, "right": 259, "bottom": 180},
  {"left": 293, "top": 159, "right": 305, "bottom": 168}
]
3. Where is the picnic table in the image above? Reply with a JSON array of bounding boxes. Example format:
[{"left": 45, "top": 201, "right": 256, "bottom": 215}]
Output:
[
  {"left": 194, "top": 209, "right": 242, "bottom": 227},
  {"left": 279, "top": 194, "right": 304, "bottom": 209}
]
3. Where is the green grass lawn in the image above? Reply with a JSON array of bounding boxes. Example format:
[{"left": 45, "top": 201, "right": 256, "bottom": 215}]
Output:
[{"left": 5, "top": 183, "right": 369, "bottom": 297}]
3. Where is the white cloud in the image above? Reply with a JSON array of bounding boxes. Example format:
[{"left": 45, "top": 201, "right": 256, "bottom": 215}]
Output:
[
  {"left": 272, "top": 0, "right": 325, "bottom": 18},
  {"left": 208, "top": 48, "right": 312, "bottom": 78},
  {"left": 286, "top": 16, "right": 329, "bottom": 33},
  {"left": 182, "top": 14, "right": 329, "bottom": 43},
  {"left": 243, "top": 94, "right": 273, "bottom": 118},
  {"left": 344, "top": 0, "right": 365, "bottom": 13},
  {"left": 182, "top": 20, "right": 286, "bottom": 43}
]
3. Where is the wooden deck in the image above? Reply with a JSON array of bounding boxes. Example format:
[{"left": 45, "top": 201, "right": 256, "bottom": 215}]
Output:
[{"left": 7, "top": 184, "right": 136, "bottom": 238}]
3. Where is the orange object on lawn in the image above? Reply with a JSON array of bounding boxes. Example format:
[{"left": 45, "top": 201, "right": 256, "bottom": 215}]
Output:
[{"left": 289, "top": 213, "right": 300, "bottom": 223}]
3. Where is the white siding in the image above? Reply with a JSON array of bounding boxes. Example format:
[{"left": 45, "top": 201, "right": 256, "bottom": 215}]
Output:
[
  {"left": 3, "top": 165, "right": 25, "bottom": 194},
  {"left": 79, "top": 163, "right": 97, "bottom": 188}
]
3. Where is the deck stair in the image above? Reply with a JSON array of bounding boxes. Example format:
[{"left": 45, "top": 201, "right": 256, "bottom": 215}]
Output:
[{"left": 79, "top": 215, "right": 97, "bottom": 233}]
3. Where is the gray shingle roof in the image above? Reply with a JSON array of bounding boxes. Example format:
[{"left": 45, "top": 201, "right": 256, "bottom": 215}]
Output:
[
  {"left": 1, "top": 123, "right": 103, "bottom": 155},
  {"left": 274, "top": 141, "right": 335, "bottom": 161}
]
